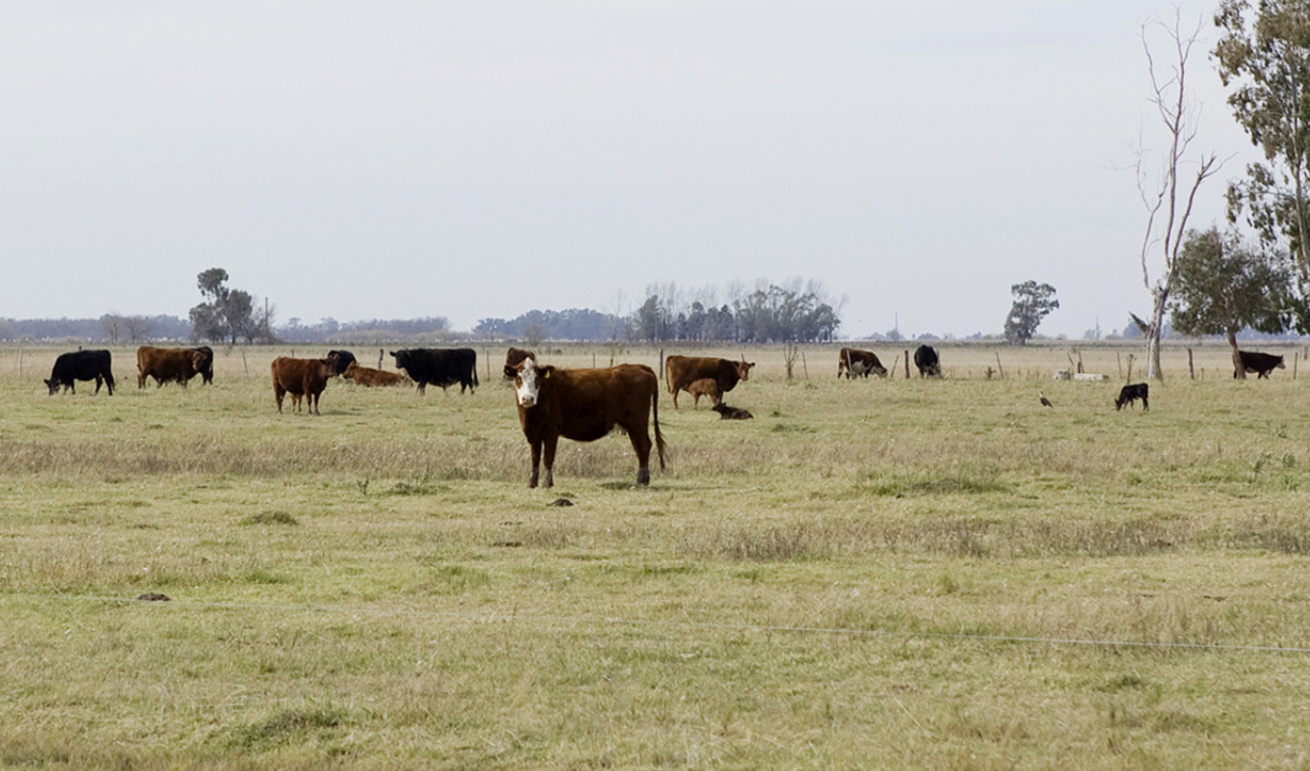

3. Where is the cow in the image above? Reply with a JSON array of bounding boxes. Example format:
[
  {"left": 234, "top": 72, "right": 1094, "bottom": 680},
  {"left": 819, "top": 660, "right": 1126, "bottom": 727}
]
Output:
[
  {"left": 45, "top": 350, "right": 115, "bottom": 395},
  {"left": 327, "top": 350, "right": 358, "bottom": 376},
  {"left": 342, "top": 361, "right": 409, "bottom": 387},
  {"left": 686, "top": 378, "right": 721, "bottom": 408},
  {"left": 504, "top": 347, "right": 535, "bottom": 380},
  {"left": 136, "top": 345, "right": 214, "bottom": 388},
  {"left": 512, "top": 357, "right": 666, "bottom": 488},
  {"left": 1115, "top": 383, "right": 1149, "bottom": 411},
  {"left": 712, "top": 402, "right": 753, "bottom": 420},
  {"left": 389, "top": 348, "right": 479, "bottom": 395},
  {"left": 271, "top": 353, "right": 339, "bottom": 415},
  {"left": 1236, "top": 350, "right": 1285, "bottom": 379},
  {"left": 913, "top": 345, "right": 942, "bottom": 377},
  {"left": 664, "top": 355, "right": 755, "bottom": 409},
  {"left": 838, "top": 348, "right": 887, "bottom": 379}
]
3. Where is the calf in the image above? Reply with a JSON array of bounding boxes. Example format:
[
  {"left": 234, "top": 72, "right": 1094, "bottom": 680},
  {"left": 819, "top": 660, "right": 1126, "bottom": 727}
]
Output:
[
  {"left": 271, "top": 354, "right": 339, "bottom": 415},
  {"left": 1115, "top": 383, "right": 1149, "bottom": 411},
  {"left": 687, "top": 378, "right": 721, "bottom": 408},
  {"left": 838, "top": 348, "right": 887, "bottom": 379},
  {"left": 136, "top": 345, "right": 214, "bottom": 388},
  {"left": 45, "top": 350, "right": 115, "bottom": 395},
  {"left": 1236, "top": 350, "right": 1285, "bottom": 379},
  {"left": 712, "top": 402, "right": 753, "bottom": 420},
  {"left": 342, "top": 361, "right": 408, "bottom": 387},
  {"left": 664, "top": 355, "right": 755, "bottom": 409},
  {"left": 512, "top": 357, "right": 666, "bottom": 488}
]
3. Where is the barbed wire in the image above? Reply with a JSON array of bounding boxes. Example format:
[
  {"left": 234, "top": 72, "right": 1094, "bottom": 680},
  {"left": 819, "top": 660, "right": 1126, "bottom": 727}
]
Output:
[{"left": 8, "top": 591, "right": 1310, "bottom": 655}]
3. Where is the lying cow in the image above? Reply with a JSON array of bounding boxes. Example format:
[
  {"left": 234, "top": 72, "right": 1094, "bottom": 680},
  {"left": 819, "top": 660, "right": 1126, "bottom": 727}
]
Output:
[
  {"left": 342, "top": 361, "right": 409, "bottom": 387},
  {"left": 271, "top": 353, "right": 339, "bottom": 415},
  {"left": 838, "top": 348, "right": 887, "bottom": 379},
  {"left": 687, "top": 378, "right": 721, "bottom": 408},
  {"left": 1115, "top": 383, "right": 1149, "bottom": 411},
  {"left": 390, "top": 348, "right": 479, "bottom": 395},
  {"left": 712, "top": 402, "right": 753, "bottom": 420},
  {"left": 136, "top": 345, "right": 214, "bottom": 388},
  {"left": 664, "top": 355, "right": 754, "bottom": 409},
  {"left": 504, "top": 347, "right": 535, "bottom": 380},
  {"left": 914, "top": 345, "right": 942, "bottom": 377},
  {"left": 512, "top": 357, "right": 666, "bottom": 488},
  {"left": 45, "top": 350, "right": 115, "bottom": 395},
  {"left": 1236, "top": 350, "right": 1285, "bottom": 379}
]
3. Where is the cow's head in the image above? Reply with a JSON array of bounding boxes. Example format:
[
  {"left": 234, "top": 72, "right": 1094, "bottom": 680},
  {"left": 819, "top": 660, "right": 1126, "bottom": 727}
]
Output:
[
  {"left": 514, "top": 357, "right": 543, "bottom": 408},
  {"left": 44, "top": 378, "right": 58, "bottom": 395},
  {"left": 735, "top": 358, "right": 756, "bottom": 381},
  {"left": 341, "top": 361, "right": 360, "bottom": 381}
]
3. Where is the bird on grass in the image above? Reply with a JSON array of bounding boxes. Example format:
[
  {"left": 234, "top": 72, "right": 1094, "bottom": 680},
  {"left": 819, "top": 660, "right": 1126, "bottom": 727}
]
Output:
[{"left": 1039, "top": 391, "right": 1053, "bottom": 408}]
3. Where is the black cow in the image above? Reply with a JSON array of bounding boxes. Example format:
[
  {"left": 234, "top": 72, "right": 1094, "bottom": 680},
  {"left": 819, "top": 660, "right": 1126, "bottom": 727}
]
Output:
[
  {"left": 45, "top": 350, "right": 115, "bottom": 395},
  {"left": 1115, "top": 383, "right": 1149, "bottom": 411},
  {"left": 913, "top": 345, "right": 941, "bottom": 377},
  {"left": 1236, "top": 350, "right": 1285, "bottom": 379},
  {"left": 389, "top": 348, "right": 479, "bottom": 395},
  {"left": 327, "top": 350, "right": 357, "bottom": 376}
]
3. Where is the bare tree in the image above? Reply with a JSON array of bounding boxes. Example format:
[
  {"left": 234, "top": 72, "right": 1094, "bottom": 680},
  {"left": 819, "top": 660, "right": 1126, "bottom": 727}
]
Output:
[{"left": 1134, "top": 12, "right": 1222, "bottom": 381}]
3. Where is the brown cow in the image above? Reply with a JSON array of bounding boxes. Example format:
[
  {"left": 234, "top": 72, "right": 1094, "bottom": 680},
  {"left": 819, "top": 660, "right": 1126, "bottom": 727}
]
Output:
[
  {"left": 512, "top": 357, "right": 666, "bottom": 488},
  {"left": 837, "top": 348, "right": 887, "bottom": 379},
  {"left": 271, "top": 354, "right": 338, "bottom": 415},
  {"left": 664, "top": 355, "right": 754, "bottom": 409},
  {"left": 136, "top": 345, "right": 214, "bottom": 388},
  {"left": 342, "top": 361, "right": 409, "bottom": 387},
  {"left": 504, "top": 347, "right": 535, "bottom": 380},
  {"left": 687, "top": 378, "right": 721, "bottom": 408}
]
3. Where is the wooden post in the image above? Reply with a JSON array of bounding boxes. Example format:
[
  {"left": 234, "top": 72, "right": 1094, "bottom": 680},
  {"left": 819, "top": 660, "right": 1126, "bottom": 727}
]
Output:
[
  {"left": 801, "top": 351, "right": 808, "bottom": 380},
  {"left": 659, "top": 348, "right": 664, "bottom": 380},
  {"left": 994, "top": 352, "right": 1005, "bottom": 380},
  {"left": 592, "top": 352, "right": 596, "bottom": 368},
  {"left": 1295, "top": 351, "right": 1300, "bottom": 380},
  {"left": 1126, "top": 354, "right": 1135, "bottom": 382},
  {"left": 904, "top": 350, "right": 910, "bottom": 378},
  {"left": 1188, "top": 348, "right": 1195, "bottom": 380},
  {"left": 17, "top": 348, "right": 22, "bottom": 380},
  {"left": 1116, "top": 352, "right": 1123, "bottom": 379},
  {"left": 378, "top": 348, "right": 384, "bottom": 369},
  {"left": 242, "top": 349, "right": 249, "bottom": 379},
  {"left": 1077, "top": 351, "right": 1084, "bottom": 374}
]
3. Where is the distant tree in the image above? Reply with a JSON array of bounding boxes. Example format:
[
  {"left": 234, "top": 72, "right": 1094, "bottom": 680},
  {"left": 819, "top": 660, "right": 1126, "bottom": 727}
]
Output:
[
  {"left": 1134, "top": 13, "right": 1221, "bottom": 380},
  {"left": 189, "top": 268, "right": 274, "bottom": 344},
  {"left": 1215, "top": 1, "right": 1310, "bottom": 306},
  {"left": 1168, "top": 227, "right": 1297, "bottom": 377},
  {"left": 1003, "top": 281, "right": 1059, "bottom": 345}
]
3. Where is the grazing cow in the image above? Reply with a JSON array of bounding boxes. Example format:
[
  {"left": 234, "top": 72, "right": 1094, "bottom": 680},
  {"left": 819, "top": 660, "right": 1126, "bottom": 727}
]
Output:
[
  {"left": 687, "top": 378, "right": 721, "bottom": 408},
  {"left": 664, "top": 355, "right": 755, "bottom": 409},
  {"left": 342, "top": 361, "right": 409, "bottom": 387},
  {"left": 712, "top": 402, "right": 753, "bottom": 420},
  {"left": 45, "top": 350, "right": 115, "bottom": 395},
  {"left": 327, "top": 350, "right": 357, "bottom": 376},
  {"left": 512, "top": 357, "right": 666, "bottom": 488},
  {"left": 913, "top": 345, "right": 941, "bottom": 377},
  {"left": 271, "top": 354, "right": 339, "bottom": 415},
  {"left": 1115, "top": 383, "right": 1149, "bottom": 411},
  {"left": 1236, "top": 350, "right": 1285, "bottom": 379},
  {"left": 838, "top": 348, "right": 888, "bottom": 379},
  {"left": 390, "top": 348, "right": 479, "bottom": 395},
  {"left": 136, "top": 346, "right": 214, "bottom": 388}
]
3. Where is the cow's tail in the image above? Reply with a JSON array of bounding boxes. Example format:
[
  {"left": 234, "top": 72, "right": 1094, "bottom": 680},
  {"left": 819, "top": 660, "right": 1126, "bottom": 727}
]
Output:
[{"left": 652, "top": 385, "right": 667, "bottom": 471}]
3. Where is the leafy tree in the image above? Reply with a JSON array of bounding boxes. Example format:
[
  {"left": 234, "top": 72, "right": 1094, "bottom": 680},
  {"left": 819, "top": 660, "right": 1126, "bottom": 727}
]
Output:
[
  {"left": 1168, "top": 227, "right": 1296, "bottom": 377},
  {"left": 1003, "top": 281, "right": 1059, "bottom": 345},
  {"left": 189, "top": 268, "right": 271, "bottom": 344},
  {"left": 1215, "top": 1, "right": 1310, "bottom": 297}
]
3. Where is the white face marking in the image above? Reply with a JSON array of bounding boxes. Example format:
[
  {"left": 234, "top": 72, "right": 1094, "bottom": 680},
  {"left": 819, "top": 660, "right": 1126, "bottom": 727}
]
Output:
[{"left": 515, "top": 358, "right": 539, "bottom": 407}]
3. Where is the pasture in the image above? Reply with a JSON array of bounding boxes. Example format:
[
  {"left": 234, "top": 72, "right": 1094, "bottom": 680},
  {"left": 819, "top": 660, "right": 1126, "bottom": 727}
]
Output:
[{"left": 2, "top": 341, "right": 1310, "bottom": 769}]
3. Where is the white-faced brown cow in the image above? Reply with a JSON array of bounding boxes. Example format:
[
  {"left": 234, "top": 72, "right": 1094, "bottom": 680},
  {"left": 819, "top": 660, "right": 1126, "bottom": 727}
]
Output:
[
  {"left": 664, "top": 355, "right": 755, "bottom": 409},
  {"left": 271, "top": 354, "right": 339, "bottom": 415},
  {"left": 136, "top": 345, "right": 214, "bottom": 388},
  {"left": 512, "top": 357, "right": 667, "bottom": 488},
  {"left": 837, "top": 348, "right": 887, "bottom": 379},
  {"left": 504, "top": 347, "right": 535, "bottom": 380},
  {"left": 342, "top": 361, "right": 409, "bottom": 387}
]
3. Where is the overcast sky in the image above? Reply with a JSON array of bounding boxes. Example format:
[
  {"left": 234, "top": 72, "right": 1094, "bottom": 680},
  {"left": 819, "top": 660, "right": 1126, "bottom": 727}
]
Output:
[{"left": 0, "top": 1, "right": 1259, "bottom": 339}]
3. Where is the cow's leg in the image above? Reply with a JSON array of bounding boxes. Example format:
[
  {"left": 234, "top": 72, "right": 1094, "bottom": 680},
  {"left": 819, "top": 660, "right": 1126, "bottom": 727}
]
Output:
[
  {"left": 1142, "top": 396, "right": 1149, "bottom": 412},
  {"left": 629, "top": 425, "right": 652, "bottom": 486},
  {"left": 672, "top": 389, "right": 680, "bottom": 409},
  {"left": 275, "top": 386, "right": 285, "bottom": 413},
  {"left": 542, "top": 436, "right": 559, "bottom": 489},
  {"left": 528, "top": 441, "right": 542, "bottom": 488}
]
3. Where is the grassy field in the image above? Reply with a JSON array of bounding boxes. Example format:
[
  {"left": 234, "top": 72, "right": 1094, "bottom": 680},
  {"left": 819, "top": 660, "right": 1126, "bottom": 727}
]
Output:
[{"left": 3, "top": 341, "right": 1310, "bottom": 769}]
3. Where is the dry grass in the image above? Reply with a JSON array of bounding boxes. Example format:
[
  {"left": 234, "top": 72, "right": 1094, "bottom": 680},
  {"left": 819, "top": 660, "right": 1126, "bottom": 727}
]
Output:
[{"left": 2, "top": 341, "right": 1310, "bottom": 768}]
